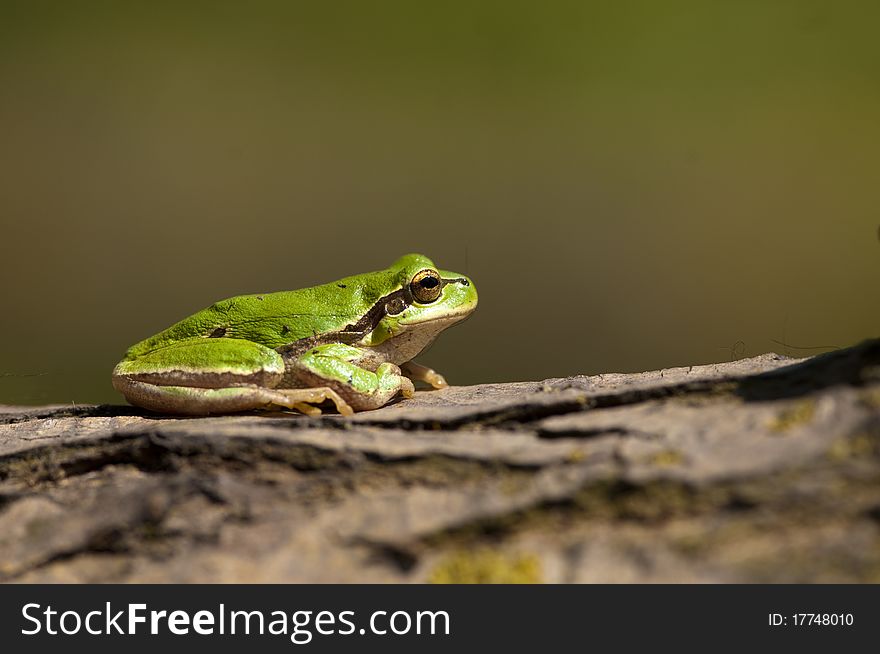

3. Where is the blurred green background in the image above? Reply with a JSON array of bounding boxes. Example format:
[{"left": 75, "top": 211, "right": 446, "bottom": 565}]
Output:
[{"left": 1, "top": 1, "right": 877, "bottom": 406}]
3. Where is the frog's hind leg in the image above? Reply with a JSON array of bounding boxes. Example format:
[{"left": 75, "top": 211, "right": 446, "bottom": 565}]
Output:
[
  {"left": 289, "top": 343, "right": 415, "bottom": 411},
  {"left": 112, "top": 337, "right": 354, "bottom": 416},
  {"left": 112, "top": 377, "right": 354, "bottom": 416}
]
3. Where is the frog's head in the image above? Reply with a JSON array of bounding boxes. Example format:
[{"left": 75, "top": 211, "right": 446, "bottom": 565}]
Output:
[{"left": 361, "top": 253, "right": 478, "bottom": 360}]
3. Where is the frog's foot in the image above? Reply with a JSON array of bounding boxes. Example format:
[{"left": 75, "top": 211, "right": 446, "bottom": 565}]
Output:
[
  {"left": 400, "top": 361, "right": 448, "bottom": 390},
  {"left": 112, "top": 377, "right": 353, "bottom": 416},
  {"left": 272, "top": 387, "right": 354, "bottom": 417},
  {"left": 288, "top": 344, "right": 417, "bottom": 410}
]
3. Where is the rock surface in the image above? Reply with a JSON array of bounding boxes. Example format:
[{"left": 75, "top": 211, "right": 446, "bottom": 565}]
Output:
[{"left": 1, "top": 340, "right": 879, "bottom": 583}]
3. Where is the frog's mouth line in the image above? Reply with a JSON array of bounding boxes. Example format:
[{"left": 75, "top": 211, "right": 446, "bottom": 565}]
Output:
[
  {"left": 396, "top": 277, "right": 476, "bottom": 325},
  {"left": 396, "top": 302, "right": 477, "bottom": 327}
]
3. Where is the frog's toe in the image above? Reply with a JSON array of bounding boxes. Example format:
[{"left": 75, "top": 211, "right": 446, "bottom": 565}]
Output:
[
  {"left": 400, "top": 377, "right": 416, "bottom": 398},
  {"left": 311, "top": 387, "right": 354, "bottom": 416},
  {"left": 329, "top": 396, "right": 355, "bottom": 417},
  {"left": 292, "top": 402, "right": 323, "bottom": 417}
]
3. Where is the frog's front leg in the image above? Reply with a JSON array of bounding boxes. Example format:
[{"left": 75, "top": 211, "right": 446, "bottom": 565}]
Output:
[
  {"left": 400, "top": 361, "right": 449, "bottom": 390},
  {"left": 286, "top": 343, "right": 415, "bottom": 411},
  {"left": 112, "top": 338, "right": 353, "bottom": 416}
]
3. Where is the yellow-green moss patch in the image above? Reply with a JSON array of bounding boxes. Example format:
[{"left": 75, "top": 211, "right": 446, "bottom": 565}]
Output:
[
  {"left": 649, "top": 450, "right": 684, "bottom": 467},
  {"left": 768, "top": 399, "right": 816, "bottom": 433},
  {"left": 827, "top": 433, "right": 877, "bottom": 461},
  {"left": 429, "top": 548, "right": 542, "bottom": 584},
  {"left": 858, "top": 388, "right": 880, "bottom": 409}
]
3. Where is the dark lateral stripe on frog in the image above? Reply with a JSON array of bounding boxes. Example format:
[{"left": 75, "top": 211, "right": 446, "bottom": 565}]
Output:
[
  {"left": 277, "top": 277, "right": 469, "bottom": 358},
  {"left": 276, "top": 288, "right": 411, "bottom": 358},
  {"left": 444, "top": 277, "right": 470, "bottom": 287},
  {"left": 338, "top": 277, "right": 470, "bottom": 340}
]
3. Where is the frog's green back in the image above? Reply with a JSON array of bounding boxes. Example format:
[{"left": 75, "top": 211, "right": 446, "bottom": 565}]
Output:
[{"left": 123, "top": 254, "right": 434, "bottom": 358}]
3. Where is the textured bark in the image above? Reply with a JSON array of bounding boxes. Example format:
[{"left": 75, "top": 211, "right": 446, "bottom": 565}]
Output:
[{"left": 1, "top": 340, "right": 879, "bottom": 583}]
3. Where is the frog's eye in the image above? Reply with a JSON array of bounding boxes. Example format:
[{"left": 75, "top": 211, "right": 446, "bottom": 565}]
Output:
[{"left": 410, "top": 269, "right": 442, "bottom": 303}]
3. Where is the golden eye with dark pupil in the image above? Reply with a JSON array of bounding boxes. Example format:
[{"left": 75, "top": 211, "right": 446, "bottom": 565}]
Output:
[{"left": 410, "top": 269, "right": 442, "bottom": 303}]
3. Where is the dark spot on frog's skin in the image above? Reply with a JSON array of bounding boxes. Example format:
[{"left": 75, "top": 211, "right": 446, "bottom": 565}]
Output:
[
  {"left": 312, "top": 350, "right": 319, "bottom": 355},
  {"left": 209, "top": 327, "right": 227, "bottom": 338},
  {"left": 281, "top": 325, "right": 291, "bottom": 335},
  {"left": 256, "top": 295, "right": 264, "bottom": 301},
  {"left": 385, "top": 297, "right": 406, "bottom": 315},
  {"left": 337, "top": 283, "right": 347, "bottom": 288}
]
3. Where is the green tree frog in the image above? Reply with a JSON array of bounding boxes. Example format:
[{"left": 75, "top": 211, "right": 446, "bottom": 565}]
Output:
[{"left": 112, "top": 254, "right": 477, "bottom": 416}]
